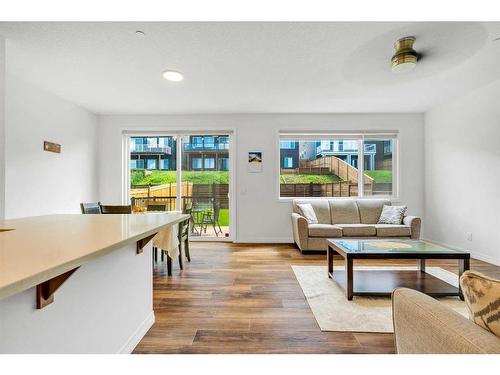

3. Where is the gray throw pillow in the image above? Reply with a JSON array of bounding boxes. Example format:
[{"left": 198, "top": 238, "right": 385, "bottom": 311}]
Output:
[
  {"left": 378, "top": 205, "right": 407, "bottom": 225},
  {"left": 297, "top": 203, "right": 318, "bottom": 224}
]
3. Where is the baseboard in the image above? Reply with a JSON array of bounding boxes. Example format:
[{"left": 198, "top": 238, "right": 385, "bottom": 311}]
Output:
[
  {"left": 422, "top": 238, "right": 500, "bottom": 267},
  {"left": 118, "top": 310, "right": 155, "bottom": 354},
  {"left": 235, "top": 237, "right": 294, "bottom": 244}
]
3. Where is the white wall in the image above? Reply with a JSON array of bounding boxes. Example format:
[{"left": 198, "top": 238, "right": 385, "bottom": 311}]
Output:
[
  {"left": 4, "top": 74, "right": 98, "bottom": 218},
  {"left": 98, "top": 114, "right": 424, "bottom": 242},
  {"left": 424, "top": 80, "right": 500, "bottom": 265}
]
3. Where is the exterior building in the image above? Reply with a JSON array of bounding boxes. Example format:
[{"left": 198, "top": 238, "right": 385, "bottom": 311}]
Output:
[
  {"left": 280, "top": 140, "right": 300, "bottom": 169},
  {"left": 182, "top": 135, "right": 229, "bottom": 171},
  {"left": 130, "top": 136, "right": 176, "bottom": 170},
  {"left": 315, "top": 140, "right": 381, "bottom": 170}
]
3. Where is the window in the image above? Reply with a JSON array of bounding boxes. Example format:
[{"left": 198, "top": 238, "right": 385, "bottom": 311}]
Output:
[
  {"left": 204, "top": 158, "right": 215, "bottom": 169},
  {"left": 192, "top": 136, "right": 203, "bottom": 149},
  {"left": 363, "top": 139, "right": 394, "bottom": 196},
  {"left": 160, "top": 159, "right": 169, "bottom": 170},
  {"left": 192, "top": 158, "right": 202, "bottom": 169},
  {"left": 204, "top": 136, "right": 215, "bottom": 149},
  {"left": 147, "top": 159, "right": 157, "bottom": 170},
  {"left": 218, "top": 158, "right": 229, "bottom": 171},
  {"left": 279, "top": 133, "right": 397, "bottom": 198},
  {"left": 280, "top": 140, "right": 296, "bottom": 149},
  {"left": 130, "top": 159, "right": 137, "bottom": 169},
  {"left": 147, "top": 137, "right": 158, "bottom": 149}
]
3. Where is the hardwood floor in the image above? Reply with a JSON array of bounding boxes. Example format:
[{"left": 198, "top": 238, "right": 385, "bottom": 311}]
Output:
[{"left": 133, "top": 242, "right": 500, "bottom": 354}]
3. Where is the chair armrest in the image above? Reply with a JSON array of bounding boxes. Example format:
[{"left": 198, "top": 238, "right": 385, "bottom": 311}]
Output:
[
  {"left": 291, "top": 213, "right": 308, "bottom": 251},
  {"left": 392, "top": 288, "right": 500, "bottom": 354},
  {"left": 403, "top": 215, "right": 421, "bottom": 239}
]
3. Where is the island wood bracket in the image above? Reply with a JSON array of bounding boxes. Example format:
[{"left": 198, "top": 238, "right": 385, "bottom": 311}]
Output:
[
  {"left": 36, "top": 267, "right": 80, "bottom": 309},
  {"left": 136, "top": 233, "right": 158, "bottom": 254}
]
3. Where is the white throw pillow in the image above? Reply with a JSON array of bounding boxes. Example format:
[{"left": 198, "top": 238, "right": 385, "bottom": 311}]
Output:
[
  {"left": 297, "top": 203, "right": 318, "bottom": 224},
  {"left": 378, "top": 205, "right": 407, "bottom": 225}
]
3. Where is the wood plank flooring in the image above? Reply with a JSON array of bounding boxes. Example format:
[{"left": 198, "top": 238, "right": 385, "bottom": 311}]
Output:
[{"left": 133, "top": 242, "right": 500, "bottom": 354}]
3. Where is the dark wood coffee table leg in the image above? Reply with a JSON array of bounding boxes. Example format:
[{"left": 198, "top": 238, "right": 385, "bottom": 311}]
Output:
[
  {"left": 346, "top": 256, "right": 353, "bottom": 300},
  {"left": 458, "top": 257, "right": 470, "bottom": 300},
  {"left": 419, "top": 259, "right": 426, "bottom": 273},
  {"left": 327, "top": 245, "right": 334, "bottom": 278}
]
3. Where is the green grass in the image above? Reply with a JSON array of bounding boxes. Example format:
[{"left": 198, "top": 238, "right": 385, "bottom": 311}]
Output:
[
  {"left": 131, "top": 170, "right": 229, "bottom": 185},
  {"left": 280, "top": 174, "right": 342, "bottom": 184},
  {"left": 218, "top": 209, "right": 229, "bottom": 227},
  {"left": 364, "top": 170, "right": 393, "bottom": 184}
]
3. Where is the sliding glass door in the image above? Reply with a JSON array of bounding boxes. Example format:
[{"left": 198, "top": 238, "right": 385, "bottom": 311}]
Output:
[
  {"left": 180, "top": 134, "right": 230, "bottom": 238},
  {"left": 127, "top": 132, "right": 232, "bottom": 240}
]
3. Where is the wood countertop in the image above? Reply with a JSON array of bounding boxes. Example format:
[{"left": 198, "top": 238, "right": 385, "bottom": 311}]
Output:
[{"left": 0, "top": 213, "right": 189, "bottom": 300}]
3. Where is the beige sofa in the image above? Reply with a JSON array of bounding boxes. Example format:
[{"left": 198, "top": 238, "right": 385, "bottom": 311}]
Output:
[
  {"left": 291, "top": 198, "right": 421, "bottom": 252},
  {"left": 392, "top": 288, "right": 500, "bottom": 353}
]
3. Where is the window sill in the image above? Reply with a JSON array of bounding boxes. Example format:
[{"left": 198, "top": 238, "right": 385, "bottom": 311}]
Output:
[{"left": 277, "top": 196, "right": 399, "bottom": 203}]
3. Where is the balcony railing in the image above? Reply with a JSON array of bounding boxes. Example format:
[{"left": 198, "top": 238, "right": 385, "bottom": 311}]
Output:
[
  {"left": 183, "top": 143, "right": 229, "bottom": 151},
  {"left": 316, "top": 143, "right": 376, "bottom": 154},
  {"left": 130, "top": 144, "right": 172, "bottom": 154}
]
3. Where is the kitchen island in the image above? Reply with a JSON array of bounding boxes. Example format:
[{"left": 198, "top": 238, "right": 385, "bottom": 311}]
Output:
[{"left": 0, "top": 213, "right": 189, "bottom": 353}]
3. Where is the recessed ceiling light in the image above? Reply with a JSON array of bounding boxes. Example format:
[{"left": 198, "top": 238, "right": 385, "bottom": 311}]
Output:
[
  {"left": 135, "top": 30, "right": 145, "bottom": 36},
  {"left": 162, "top": 70, "right": 184, "bottom": 82}
]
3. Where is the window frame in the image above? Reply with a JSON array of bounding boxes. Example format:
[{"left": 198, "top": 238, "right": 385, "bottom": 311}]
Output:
[{"left": 277, "top": 131, "right": 399, "bottom": 201}]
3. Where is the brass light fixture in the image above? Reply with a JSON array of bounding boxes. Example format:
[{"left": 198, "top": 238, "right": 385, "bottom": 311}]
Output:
[{"left": 391, "top": 36, "right": 418, "bottom": 73}]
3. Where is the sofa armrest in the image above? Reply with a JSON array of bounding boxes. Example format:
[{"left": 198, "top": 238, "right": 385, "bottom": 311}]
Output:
[
  {"left": 291, "top": 213, "right": 308, "bottom": 251},
  {"left": 392, "top": 288, "right": 500, "bottom": 354},
  {"left": 403, "top": 215, "right": 421, "bottom": 239}
]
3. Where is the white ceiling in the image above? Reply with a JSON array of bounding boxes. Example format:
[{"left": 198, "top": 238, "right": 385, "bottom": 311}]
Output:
[{"left": 1, "top": 22, "right": 500, "bottom": 114}]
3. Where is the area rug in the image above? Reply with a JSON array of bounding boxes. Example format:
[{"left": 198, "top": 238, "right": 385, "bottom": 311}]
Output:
[{"left": 291, "top": 265, "right": 468, "bottom": 333}]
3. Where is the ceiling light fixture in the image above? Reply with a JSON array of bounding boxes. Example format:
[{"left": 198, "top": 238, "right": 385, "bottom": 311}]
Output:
[
  {"left": 135, "top": 30, "right": 145, "bottom": 36},
  {"left": 391, "top": 36, "right": 418, "bottom": 73},
  {"left": 162, "top": 70, "right": 184, "bottom": 82}
]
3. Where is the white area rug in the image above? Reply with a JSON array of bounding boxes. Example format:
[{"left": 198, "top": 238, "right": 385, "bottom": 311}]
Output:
[{"left": 292, "top": 265, "right": 468, "bottom": 333}]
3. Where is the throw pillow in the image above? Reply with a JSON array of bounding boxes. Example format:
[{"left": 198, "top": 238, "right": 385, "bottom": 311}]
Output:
[
  {"left": 297, "top": 203, "right": 318, "bottom": 224},
  {"left": 377, "top": 205, "right": 407, "bottom": 225},
  {"left": 460, "top": 271, "right": 500, "bottom": 338}
]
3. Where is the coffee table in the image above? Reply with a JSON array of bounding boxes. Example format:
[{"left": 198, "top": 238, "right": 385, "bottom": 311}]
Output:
[{"left": 327, "top": 239, "right": 470, "bottom": 301}]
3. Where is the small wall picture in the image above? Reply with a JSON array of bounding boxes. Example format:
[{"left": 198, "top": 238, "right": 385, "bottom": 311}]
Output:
[{"left": 248, "top": 151, "right": 262, "bottom": 173}]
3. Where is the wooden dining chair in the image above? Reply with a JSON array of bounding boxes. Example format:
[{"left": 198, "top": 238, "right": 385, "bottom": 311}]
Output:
[
  {"left": 100, "top": 204, "right": 132, "bottom": 214},
  {"left": 157, "top": 209, "right": 192, "bottom": 276},
  {"left": 80, "top": 202, "right": 102, "bottom": 214}
]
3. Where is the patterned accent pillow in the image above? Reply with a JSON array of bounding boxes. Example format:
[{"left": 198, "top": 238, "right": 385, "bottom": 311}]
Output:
[
  {"left": 460, "top": 271, "right": 500, "bottom": 338},
  {"left": 297, "top": 203, "right": 318, "bottom": 224},
  {"left": 377, "top": 205, "right": 407, "bottom": 225}
]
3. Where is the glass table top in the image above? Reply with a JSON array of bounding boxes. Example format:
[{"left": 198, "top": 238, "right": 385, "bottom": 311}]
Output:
[{"left": 330, "top": 239, "right": 468, "bottom": 254}]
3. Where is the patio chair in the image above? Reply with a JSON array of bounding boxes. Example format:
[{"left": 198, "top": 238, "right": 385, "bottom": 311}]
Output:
[{"left": 200, "top": 200, "right": 223, "bottom": 236}]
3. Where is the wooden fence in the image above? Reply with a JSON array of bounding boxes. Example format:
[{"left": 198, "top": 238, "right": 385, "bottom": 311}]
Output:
[
  {"left": 130, "top": 182, "right": 229, "bottom": 210},
  {"left": 280, "top": 181, "right": 373, "bottom": 198},
  {"left": 301, "top": 156, "right": 374, "bottom": 185}
]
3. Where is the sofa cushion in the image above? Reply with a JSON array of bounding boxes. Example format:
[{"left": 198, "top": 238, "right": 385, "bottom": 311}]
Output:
[
  {"left": 308, "top": 224, "right": 343, "bottom": 238},
  {"left": 293, "top": 199, "right": 331, "bottom": 224},
  {"left": 378, "top": 205, "right": 407, "bottom": 225},
  {"left": 337, "top": 224, "right": 376, "bottom": 237},
  {"left": 329, "top": 200, "right": 360, "bottom": 224},
  {"left": 375, "top": 224, "right": 411, "bottom": 237},
  {"left": 460, "top": 271, "right": 500, "bottom": 339},
  {"left": 297, "top": 203, "right": 318, "bottom": 224},
  {"left": 357, "top": 199, "right": 391, "bottom": 224}
]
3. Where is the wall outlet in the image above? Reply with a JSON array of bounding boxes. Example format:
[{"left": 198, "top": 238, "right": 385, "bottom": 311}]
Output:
[{"left": 466, "top": 232, "right": 473, "bottom": 242}]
